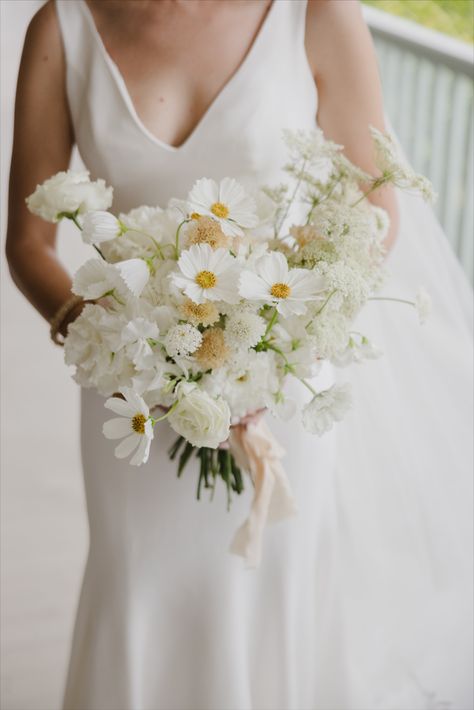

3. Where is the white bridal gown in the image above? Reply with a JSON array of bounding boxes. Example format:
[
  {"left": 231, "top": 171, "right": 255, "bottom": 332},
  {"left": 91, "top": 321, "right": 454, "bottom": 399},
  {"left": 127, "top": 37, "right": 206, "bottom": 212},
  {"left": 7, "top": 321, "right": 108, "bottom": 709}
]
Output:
[{"left": 55, "top": 1, "right": 474, "bottom": 709}]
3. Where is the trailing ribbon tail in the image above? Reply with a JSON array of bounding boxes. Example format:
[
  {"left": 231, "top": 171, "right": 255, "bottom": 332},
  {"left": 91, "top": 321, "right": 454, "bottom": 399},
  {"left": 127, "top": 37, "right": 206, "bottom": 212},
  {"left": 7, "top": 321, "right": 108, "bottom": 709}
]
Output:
[{"left": 228, "top": 419, "right": 298, "bottom": 568}]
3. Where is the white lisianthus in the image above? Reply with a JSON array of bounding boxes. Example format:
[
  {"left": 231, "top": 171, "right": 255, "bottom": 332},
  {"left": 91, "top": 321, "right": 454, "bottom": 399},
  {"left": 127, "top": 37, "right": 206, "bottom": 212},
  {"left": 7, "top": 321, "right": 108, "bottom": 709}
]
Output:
[
  {"left": 72, "top": 258, "right": 149, "bottom": 300},
  {"left": 224, "top": 311, "right": 266, "bottom": 349},
  {"left": 103, "top": 388, "right": 154, "bottom": 466},
  {"left": 82, "top": 211, "right": 124, "bottom": 245},
  {"left": 164, "top": 323, "right": 203, "bottom": 358},
  {"left": 415, "top": 287, "right": 432, "bottom": 325},
  {"left": 168, "top": 381, "right": 231, "bottom": 448},
  {"left": 239, "top": 252, "right": 325, "bottom": 317},
  {"left": 301, "top": 383, "right": 352, "bottom": 435},
  {"left": 187, "top": 177, "right": 258, "bottom": 236},
  {"left": 26, "top": 170, "right": 113, "bottom": 222},
  {"left": 121, "top": 317, "right": 160, "bottom": 368},
  {"left": 170, "top": 243, "right": 241, "bottom": 304}
]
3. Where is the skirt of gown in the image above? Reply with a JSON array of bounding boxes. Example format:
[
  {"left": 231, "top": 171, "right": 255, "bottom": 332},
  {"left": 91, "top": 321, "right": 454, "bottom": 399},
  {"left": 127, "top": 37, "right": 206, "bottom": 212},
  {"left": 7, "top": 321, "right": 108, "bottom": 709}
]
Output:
[
  {"left": 62, "top": 364, "right": 359, "bottom": 710},
  {"left": 61, "top": 183, "right": 473, "bottom": 710}
]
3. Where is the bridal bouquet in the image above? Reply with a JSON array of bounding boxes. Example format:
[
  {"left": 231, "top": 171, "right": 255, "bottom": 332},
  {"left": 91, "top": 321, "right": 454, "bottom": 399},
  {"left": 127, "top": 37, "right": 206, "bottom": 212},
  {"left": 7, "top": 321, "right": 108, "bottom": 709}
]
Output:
[{"left": 27, "top": 127, "right": 433, "bottom": 565}]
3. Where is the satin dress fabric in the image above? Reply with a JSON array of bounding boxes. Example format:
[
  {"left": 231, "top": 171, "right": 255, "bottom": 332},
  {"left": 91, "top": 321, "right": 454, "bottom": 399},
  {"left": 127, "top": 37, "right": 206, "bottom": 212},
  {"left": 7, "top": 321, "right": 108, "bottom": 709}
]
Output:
[{"left": 55, "top": 1, "right": 474, "bottom": 708}]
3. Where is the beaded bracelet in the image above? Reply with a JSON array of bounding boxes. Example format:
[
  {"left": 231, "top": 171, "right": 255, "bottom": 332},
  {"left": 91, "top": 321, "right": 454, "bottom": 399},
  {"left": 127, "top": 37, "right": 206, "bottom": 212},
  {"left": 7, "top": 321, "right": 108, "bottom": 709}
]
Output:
[{"left": 49, "top": 294, "right": 85, "bottom": 346}]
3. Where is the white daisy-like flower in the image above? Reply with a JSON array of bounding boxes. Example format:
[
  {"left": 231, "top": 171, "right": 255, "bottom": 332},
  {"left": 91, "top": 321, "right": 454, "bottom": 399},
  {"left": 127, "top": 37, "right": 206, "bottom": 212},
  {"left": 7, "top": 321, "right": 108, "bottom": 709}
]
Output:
[
  {"left": 72, "top": 257, "right": 150, "bottom": 300},
  {"left": 164, "top": 323, "right": 203, "bottom": 358},
  {"left": 82, "top": 211, "right": 124, "bottom": 245},
  {"left": 102, "top": 387, "right": 154, "bottom": 466},
  {"left": 415, "top": 286, "right": 432, "bottom": 325},
  {"left": 239, "top": 252, "right": 326, "bottom": 317},
  {"left": 170, "top": 243, "right": 241, "bottom": 304},
  {"left": 186, "top": 177, "right": 258, "bottom": 236},
  {"left": 301, "top": 383, "right": 352, "bottom": 436},
  {"left": 224, "top": 311, "right": 266, "bottom": 349}
]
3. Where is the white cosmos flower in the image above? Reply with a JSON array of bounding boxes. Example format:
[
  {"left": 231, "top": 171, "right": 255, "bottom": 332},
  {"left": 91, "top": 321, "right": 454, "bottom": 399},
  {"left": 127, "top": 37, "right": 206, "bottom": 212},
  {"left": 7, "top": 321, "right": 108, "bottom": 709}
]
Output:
[
  {"left": 170, "top": 243, "right": 241, "bottom": 304},
  {"left": 82, "top": 211, "right": 124, "bottom": 245},
  {"left": 103, "top": 387, "right": 154, "bottom": 466},
  {"left": 301, "top": 383, "right": 352, "bottom": 436},
  {"left": 25, "top": 170, "right": 113, "bottom": 222},
  {"left": 239, "top": 252, "right": 325, "bottom": 317},
  {"left": 72, "top": 257, "right": 149, "bottom": 300},
  {"left": 187, "top": 177, "right": 258, "bottom": 236}
]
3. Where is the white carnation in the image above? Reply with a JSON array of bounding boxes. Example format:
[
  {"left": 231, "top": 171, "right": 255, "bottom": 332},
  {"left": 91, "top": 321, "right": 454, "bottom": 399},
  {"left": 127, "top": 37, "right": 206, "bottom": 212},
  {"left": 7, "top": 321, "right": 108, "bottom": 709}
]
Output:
[
  {"left": 168, "top": 381, "right": 230, "bottom": 448},
  {"left": 302, "top": 383, "right": 352, "bottom": 436},
  {"left": 25, "top": 170, "right": 112, "bottom": 222},
  {"left": 224, "top": 311, "right": 266, "bottom": 349},
  {"left": 64, "top": 304, "right": 134, "bottom": 396},
  {"left": 164, "top": 324, "right": 202, "bottom": 358},
  {"left": 72, "top": 257, "right": 149, "bottom": 300}
]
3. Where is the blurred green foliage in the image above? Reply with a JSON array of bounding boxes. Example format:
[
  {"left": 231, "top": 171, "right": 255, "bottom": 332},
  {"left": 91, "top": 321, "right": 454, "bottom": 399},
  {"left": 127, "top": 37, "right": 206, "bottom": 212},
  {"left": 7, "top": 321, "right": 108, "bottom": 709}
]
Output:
[{"left": 362, "top": 0, "right": 474, "bottom": 43}]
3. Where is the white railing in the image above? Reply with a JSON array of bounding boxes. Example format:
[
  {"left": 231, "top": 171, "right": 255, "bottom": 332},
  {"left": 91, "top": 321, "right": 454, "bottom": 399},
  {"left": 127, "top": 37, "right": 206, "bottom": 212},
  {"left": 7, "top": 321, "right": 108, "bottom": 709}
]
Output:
[{"left": 363, "top": 5, "right": 474, "bottom": 283}]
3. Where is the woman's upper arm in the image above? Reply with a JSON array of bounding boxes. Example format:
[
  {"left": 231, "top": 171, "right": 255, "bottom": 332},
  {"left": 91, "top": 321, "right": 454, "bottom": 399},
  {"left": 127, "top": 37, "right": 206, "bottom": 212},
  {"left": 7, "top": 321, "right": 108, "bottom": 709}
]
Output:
[
  {"left": 6, "top": 0, "right": 74, "bottom": 261},
  {"left": 305, "top": 0, "right": 399, "bottom": 247}
]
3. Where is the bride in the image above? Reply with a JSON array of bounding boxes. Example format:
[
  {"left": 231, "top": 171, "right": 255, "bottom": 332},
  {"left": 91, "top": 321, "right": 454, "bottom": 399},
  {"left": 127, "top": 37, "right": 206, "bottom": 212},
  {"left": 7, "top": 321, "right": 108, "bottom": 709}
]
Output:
[{"left": 5, "top": 1, "right": 473, "bottom": 708}]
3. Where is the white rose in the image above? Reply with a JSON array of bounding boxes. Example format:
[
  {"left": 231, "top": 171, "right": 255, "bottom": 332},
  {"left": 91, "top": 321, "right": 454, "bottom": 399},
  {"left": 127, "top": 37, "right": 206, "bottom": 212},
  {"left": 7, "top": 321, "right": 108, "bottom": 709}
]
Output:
[
  {"left": 25, "top": 170, "right": 113, "bottom": 223},
  {"left": 168, "top": 382, "right": 230, "bottom": 449}
]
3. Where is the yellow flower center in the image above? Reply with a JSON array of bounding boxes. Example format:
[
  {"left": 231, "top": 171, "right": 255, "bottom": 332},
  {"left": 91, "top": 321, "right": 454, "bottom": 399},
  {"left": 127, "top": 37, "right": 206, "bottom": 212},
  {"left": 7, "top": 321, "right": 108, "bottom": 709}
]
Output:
[
  {"left": 190, "top": 212, "right": 201, "bottom": 220},
  {"left": 270, "top": 282, "right": 291, "bottom": 299},
  {"left": 210, "top": 202, "right": 229, "bottom": 219},
  {"left": 195, "top": 270, "right": 217, "bottom": 289},
  {"left": 131, "top": 413, "right": 146, "bottom": 435}
]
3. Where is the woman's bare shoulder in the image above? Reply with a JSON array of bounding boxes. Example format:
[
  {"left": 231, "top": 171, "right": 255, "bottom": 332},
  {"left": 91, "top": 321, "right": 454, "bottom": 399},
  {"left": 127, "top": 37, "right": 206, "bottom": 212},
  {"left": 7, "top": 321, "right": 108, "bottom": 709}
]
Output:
[{"left": 22, "top": 0, "right": 63, "bottom": 67}]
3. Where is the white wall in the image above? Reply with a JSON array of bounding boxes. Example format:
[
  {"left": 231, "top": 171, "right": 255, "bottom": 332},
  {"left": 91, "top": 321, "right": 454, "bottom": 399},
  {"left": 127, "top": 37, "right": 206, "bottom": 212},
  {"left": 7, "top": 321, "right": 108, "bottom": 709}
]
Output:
[{"left": 1, "top": 3, "right": 89, "bottom": 709}]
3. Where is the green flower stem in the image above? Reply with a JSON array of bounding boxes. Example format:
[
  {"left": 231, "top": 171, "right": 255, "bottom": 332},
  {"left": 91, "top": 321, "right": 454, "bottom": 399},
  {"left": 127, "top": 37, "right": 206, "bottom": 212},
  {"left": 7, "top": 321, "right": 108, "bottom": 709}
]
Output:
[
  {"left": 174, "top": 219, "right": 189, "bottom": 259},
  {"left": 350, "top": 172, "right": 396, "bottom": 207},
  {"left": 369, "top": 296, "right": 415, "bottom": 307},
  {"left": 276, "top": 159, "right": 307, "bottom": 237},
  {"left": 263, "top": 307, "right": 279, "bottom": 338},
  {"left": 297, "top": 377, "right": 317, "bottom": 397},
  {"left": 315, "top": 289, "right": 338, "bottom": 317},
  {"left": 150, "top": 399, "right": 179, "bottom": 426},
  {"left": 66, "top": 212, "right": 106, "bottom": 260}
]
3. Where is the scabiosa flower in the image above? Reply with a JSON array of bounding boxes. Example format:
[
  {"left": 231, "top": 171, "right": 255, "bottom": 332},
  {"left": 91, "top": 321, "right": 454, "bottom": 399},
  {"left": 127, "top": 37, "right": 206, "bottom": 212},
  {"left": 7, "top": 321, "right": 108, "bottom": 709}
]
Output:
[
  {"left": 164, "top": 323, "right": 203, "bottom": 358},
  {"left": 170, "top": 244, "right": 241, "bottom": 304},
  {"left": 194, "top": 327, "right": 230, "bottom": 370},
  {"left": 224, "top": 311, "right": 266, "bottom": 349},
  {"left": 82, "top": 211, "right": 125, "bottom": 245},
  {"left": 178, "top": 299, "right": 220, "bottom": 327},
  {"left": 72, "top": 257, "right": 150, "bottom": 300},
  {"left": 187, "top": 177, "right": 258, "bottom": 236},
  {"left": 103, "top": 387, "right": 154, "bottom": 466},
  {"left": 185, "top": 215, "right": 231, "bottom": 250},
  {"left": 301, "top": 383, "right": 352, "bottom": 436},
  {"left": 239, "top": 251, "right": 326, "bottom": 317}
]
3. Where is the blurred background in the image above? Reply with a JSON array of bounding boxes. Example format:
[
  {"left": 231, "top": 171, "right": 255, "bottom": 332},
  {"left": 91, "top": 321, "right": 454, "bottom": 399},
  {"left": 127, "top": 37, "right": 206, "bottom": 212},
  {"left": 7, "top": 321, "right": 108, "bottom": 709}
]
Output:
[{"left": 1, "top": 2, "right": 473, "bottom": 709}]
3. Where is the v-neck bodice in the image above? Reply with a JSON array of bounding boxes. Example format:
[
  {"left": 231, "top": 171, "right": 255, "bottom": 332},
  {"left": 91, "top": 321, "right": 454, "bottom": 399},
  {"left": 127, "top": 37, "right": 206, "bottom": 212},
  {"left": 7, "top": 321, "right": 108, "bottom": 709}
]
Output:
[{"left": 55, "top": 0, "right": 318, "bottom": 213}]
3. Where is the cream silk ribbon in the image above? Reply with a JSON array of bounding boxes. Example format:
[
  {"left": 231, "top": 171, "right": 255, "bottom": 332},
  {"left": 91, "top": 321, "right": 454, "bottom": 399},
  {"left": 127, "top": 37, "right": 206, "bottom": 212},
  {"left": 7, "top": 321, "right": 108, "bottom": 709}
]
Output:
[{"left": 228, "top": 419, "right": 298, "bottom": 568}]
